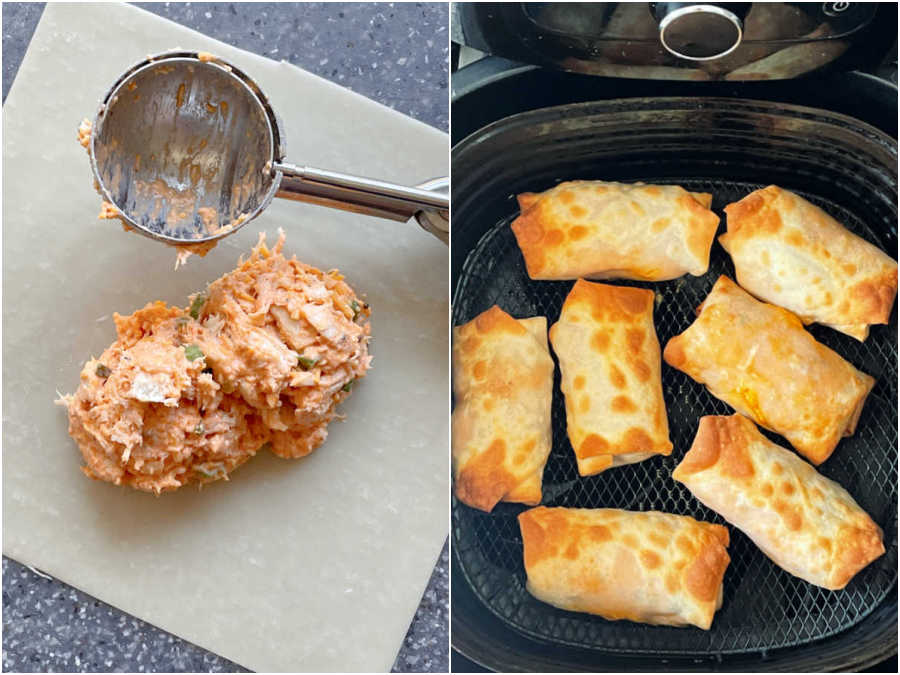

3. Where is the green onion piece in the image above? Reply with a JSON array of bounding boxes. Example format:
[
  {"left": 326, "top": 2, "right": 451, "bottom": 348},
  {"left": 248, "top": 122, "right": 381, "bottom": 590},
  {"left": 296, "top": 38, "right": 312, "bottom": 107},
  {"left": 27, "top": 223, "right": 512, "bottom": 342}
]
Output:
[
  {"left": 184, "top": 344, "right": 204, "bottom": 361},
  {"left": 189, "top": 292, "right": 207, "bottom": 319},
  {"left": 95, "top": 364, "right": 111, "bottom": 378},
  {"left": 194, "top": 422, "right": 205, "bottom": 435},
  {"left": 297, "top": 355, "right": 319, "bottom": 370},
  {"left": 350, "top": 299, "right": 360, "bottom": 320},
  {"left": 193, "top": 463, "right": 224, "bottom": 480},
  {"left": 342, "top": 379, "right": 354, "bottom": 393}
]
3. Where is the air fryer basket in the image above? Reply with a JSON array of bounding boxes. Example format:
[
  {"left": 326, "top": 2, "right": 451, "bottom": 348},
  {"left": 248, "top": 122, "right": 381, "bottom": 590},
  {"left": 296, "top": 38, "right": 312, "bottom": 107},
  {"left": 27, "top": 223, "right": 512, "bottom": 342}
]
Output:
[{"left": 451, "top": 99, "right": 898, "bottom": 671}]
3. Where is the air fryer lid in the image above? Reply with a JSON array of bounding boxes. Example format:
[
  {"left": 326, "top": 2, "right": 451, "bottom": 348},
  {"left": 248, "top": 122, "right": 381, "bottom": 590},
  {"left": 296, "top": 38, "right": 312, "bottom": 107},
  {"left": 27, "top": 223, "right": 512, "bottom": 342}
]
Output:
[{"left": 455, "top": 2, "right": 886, "bottom": 80}]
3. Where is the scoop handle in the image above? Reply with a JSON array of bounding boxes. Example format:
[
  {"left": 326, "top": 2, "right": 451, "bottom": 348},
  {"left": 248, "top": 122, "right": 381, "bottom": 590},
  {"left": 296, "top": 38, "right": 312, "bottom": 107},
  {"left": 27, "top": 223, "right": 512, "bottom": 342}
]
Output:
[{"left": 273, "top": 162, "right": 449, "bottom": 244}]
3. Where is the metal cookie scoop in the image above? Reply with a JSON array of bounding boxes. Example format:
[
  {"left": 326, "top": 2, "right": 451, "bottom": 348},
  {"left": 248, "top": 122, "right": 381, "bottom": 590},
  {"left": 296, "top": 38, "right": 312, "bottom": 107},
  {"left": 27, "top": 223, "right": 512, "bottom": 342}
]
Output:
[{"left": 88, "top": 51, "right": 450, "bottom": 245}]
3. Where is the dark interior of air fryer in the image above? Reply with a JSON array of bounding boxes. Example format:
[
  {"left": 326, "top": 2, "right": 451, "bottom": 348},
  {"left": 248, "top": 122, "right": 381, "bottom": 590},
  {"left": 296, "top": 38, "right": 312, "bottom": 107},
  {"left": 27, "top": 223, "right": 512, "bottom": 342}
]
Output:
[{"left": 450, "top": 99, "right": 898, "bottom": 663}]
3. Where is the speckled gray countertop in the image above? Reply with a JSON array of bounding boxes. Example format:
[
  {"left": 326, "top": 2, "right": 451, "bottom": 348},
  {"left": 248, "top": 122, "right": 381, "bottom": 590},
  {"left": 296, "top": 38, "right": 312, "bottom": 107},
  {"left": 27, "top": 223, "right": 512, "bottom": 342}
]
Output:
[{"left": 1, "top": 3, "right": 448, "bottom": 672}]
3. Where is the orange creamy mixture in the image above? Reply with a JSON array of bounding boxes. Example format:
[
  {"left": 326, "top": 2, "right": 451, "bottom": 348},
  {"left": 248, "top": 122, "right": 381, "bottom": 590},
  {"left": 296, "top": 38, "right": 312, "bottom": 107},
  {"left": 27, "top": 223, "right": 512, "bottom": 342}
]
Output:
[{"left": 59, "top": 231, "right": 372, "bottom": 493}]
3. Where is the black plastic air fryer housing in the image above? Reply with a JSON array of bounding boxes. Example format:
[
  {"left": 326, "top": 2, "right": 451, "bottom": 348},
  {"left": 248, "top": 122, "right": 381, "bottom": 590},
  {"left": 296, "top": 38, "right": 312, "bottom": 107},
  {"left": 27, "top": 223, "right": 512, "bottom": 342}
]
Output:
[{"left": 450, "top": 24, "right": 898, "bottom": 671}]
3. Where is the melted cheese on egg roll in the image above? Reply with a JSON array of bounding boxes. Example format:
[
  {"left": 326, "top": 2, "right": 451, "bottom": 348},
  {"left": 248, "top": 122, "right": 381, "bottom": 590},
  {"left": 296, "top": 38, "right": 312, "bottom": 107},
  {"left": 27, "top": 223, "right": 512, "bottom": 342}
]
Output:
[{"left": 664, "top": 276, "right": 874, "bottom": 465}]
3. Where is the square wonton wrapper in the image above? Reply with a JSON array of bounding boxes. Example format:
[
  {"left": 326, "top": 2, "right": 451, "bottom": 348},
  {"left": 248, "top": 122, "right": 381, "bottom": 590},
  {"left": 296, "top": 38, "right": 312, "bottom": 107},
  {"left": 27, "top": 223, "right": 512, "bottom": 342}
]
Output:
[
  {"left": 550, "top": 280, "right": 672, "bottom": 476},
  {"left": 511, "top": 180, "right": 720, "bottom": 281},
  {"left": 519, "top": 506, "right": 731, "bottom": 630},
  {"left": 673, "top": 414, "right": 884, "bottom": 590},
  {"left": 664, "top": 276, "right": 874, "bottom": 465},
  {"left": 452, "top": 306, "right": 554, "bottom": 512},
  {"left": 721, "top": 185, "right": 898, "bottom": 341}
]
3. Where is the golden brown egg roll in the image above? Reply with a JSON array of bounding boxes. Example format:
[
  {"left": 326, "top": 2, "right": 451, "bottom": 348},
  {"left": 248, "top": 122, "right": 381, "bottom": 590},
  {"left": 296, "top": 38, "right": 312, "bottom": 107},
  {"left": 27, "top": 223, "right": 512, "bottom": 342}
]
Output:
[
  {"left": 673, "top": 414, "right": 884, "bottom": 590},
  {"left": 451, "top": 306, "right": 554, "bottom": 512},
  {"left": 510, "top": 180, "right": 720, "bottom": 281},
  {"left": 721, "top": 186, "right": 898, "bottom": 341},
  {"left": 550, "top": 280, "right": 672, "bottom": 476},
  {"left": 664, "top": 276, "right": 874, "bottom": 465},
  {"left": 519, "top": 506, "right": 731, "bottom": 629}
]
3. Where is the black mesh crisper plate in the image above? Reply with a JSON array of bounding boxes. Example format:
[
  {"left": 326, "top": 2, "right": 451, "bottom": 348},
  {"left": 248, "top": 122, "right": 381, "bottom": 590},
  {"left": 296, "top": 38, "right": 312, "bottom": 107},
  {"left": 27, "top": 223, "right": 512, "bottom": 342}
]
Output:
[{"left": 450, "top": 98, "right": 898, "bottom": 663}]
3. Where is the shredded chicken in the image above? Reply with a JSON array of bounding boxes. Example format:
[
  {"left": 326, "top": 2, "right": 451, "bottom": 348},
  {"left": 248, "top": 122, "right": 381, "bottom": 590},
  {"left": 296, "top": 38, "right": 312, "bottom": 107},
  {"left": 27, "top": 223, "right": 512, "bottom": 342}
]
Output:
[
  {"left": 77, "top": 118, "right": 92, "bottom": 149},
  {"left": 174, "top": 240, "right": 217, "bottom": 270},
  {"left": 60, "top": 231, "right": 372, "bottom": 494}
]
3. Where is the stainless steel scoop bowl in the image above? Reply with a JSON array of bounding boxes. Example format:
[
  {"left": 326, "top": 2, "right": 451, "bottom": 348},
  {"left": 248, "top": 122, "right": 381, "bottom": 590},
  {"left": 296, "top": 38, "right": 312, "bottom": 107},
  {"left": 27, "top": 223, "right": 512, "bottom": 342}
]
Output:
[{"left": 89, "top": 51, "right": 449, "bottom": 245}]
